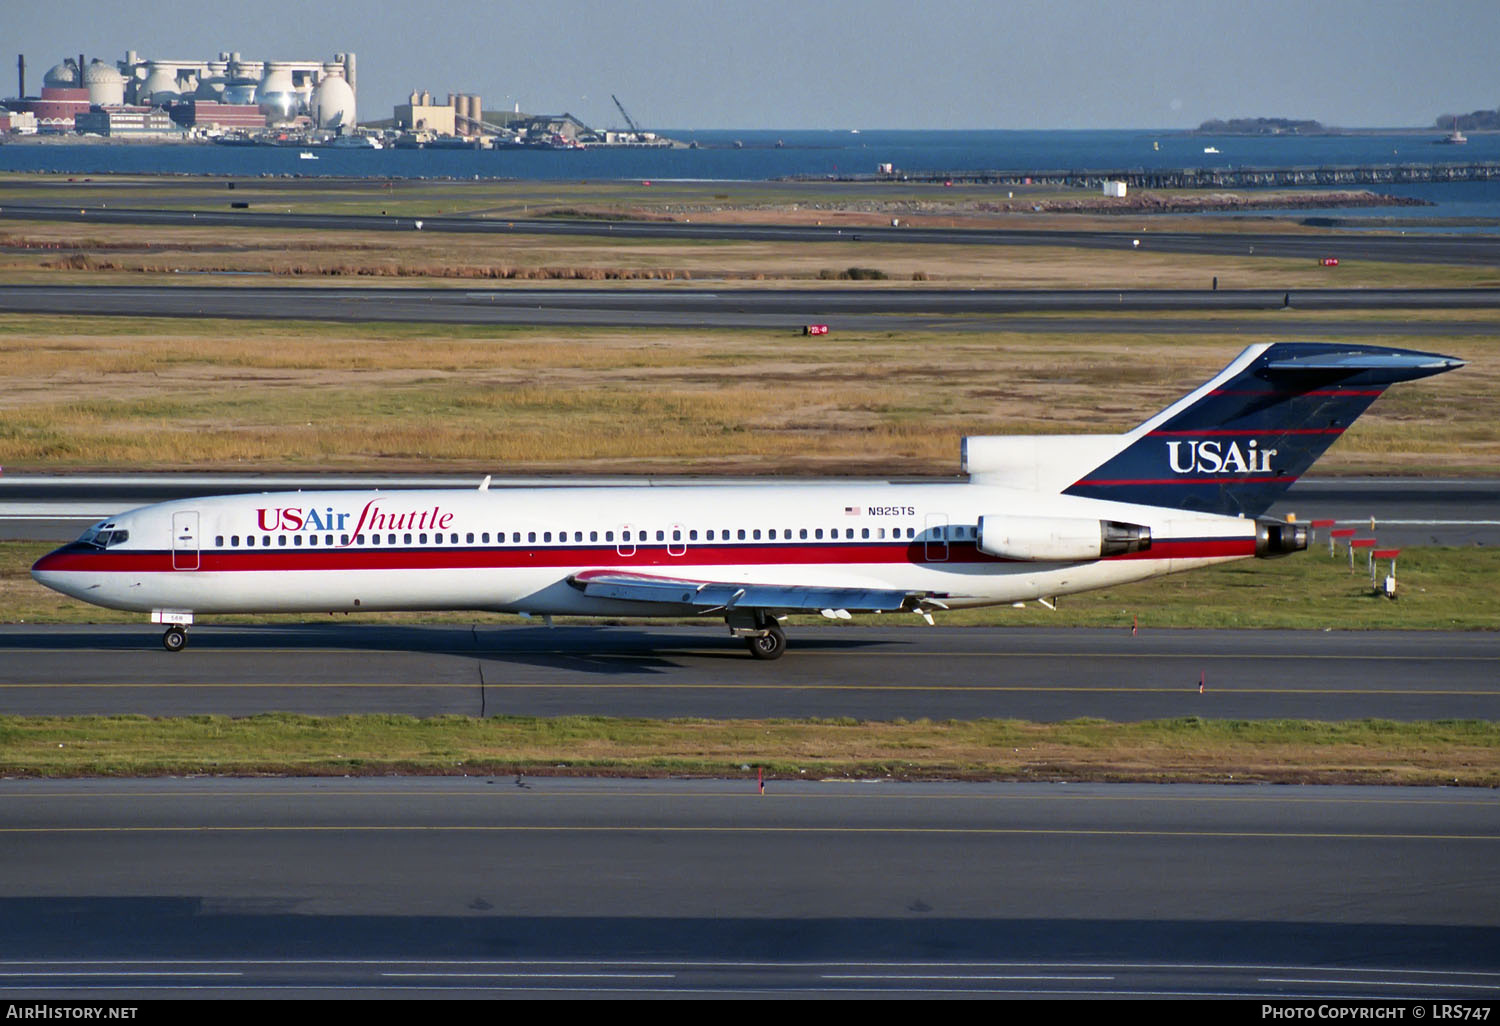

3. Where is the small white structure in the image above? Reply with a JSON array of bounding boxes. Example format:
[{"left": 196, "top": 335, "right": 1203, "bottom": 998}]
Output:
[{"left": 1102, "top": 180, "right": 1128, "bottom": 198}]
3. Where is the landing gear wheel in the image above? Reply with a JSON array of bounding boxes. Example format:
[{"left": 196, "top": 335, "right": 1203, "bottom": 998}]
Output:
[
  {"left": 162, "top": 625, "right": 187, "bottom": 653},
  {"left": 746, "top": 624, "right": 786, "bottom": 661}
]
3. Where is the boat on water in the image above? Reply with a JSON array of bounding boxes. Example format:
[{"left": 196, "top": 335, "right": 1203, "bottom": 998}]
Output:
[
  {"left": 1202, "top": 146, "right": 1221, "bottom": 154},
  {"left": 1436, "top": 128, "right": 1468, "bottom": 145},
  {"left": 298, "top": 151, "right": 318, "bottom": 160},
  {"left": 328, "top": 134, "right": 384, "bottom": 150}
]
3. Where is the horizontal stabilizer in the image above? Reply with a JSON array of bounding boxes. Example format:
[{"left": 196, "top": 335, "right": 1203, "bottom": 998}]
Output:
[{"left": 1264, "top": 351, "right": 1465, "bottom": 378}]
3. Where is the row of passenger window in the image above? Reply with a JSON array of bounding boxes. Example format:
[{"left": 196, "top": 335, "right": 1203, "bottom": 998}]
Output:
[{"left": 210, "top": 525, "right": 977, "bottom": 548}]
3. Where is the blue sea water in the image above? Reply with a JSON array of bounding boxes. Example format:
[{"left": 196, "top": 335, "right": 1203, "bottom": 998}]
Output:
[{"left": 3, "top": 129, "right": 1498, "bottom": 226}]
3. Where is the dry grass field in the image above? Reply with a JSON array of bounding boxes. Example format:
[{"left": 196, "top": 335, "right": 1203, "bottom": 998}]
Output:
[
  {"left": 1, "top": 315, "right": 1492, "bottom": 474},
  {"left": 2, "top": 220, "right": 1496, "bottom": 289},
  {"left": 2, "top": 174, "right": 1497, "bottom": 289}
]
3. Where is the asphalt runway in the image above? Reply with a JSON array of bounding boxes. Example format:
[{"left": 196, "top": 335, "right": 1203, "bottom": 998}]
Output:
[
  {"left": 1267, "top": 478, "right": 1500, "bottom": 547},
  {"left": 3, "top": 778, "right": 1497, "bottom": 997},
  {"left": 3, "top": 625, "right": 1496, "bottom": 721},
  {"left": 6, "top": 473, "right": 1496, "bottom": 545},
  {"left": 4, "top": 283, "right": 1500, "bottom": 334},
  {"left": 4, "top": 202, "right": 1500, "bottom": 264}
]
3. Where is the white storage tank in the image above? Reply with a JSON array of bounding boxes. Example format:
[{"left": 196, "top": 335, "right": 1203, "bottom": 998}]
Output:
[
  {"left": 258, "top": 62, "right": 299, "bottom": 121},
  {"left": 311, "top": 64, "right": 356, "bottom": 129},
  {"left": 1102, "top": 180, "right": 1128, "bottom": 198},
  {"left": 83, "top": 60, "right": 126, "bottom": 106},
  {"left": 142, "top": 61, "right": 182, "bottom": 105},
  {"left": 193, "top": 60, "right": 229, "bottom": 101},
  {"left": 43, "top": 59, "right": 78, "bottom": 87}
]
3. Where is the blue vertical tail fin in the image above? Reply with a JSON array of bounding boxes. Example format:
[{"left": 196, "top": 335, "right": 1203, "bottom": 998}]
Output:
[{"left": 1063, "top": 342, "right": 1464, "bottom": 517}]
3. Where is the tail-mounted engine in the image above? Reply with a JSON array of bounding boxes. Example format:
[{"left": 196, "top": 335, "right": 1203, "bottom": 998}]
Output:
[
  {"left": 1254, "top": 518, "right": 1309, "bottom": 559},
  {"left": 977, "top": 515, "right": 1151, "bottom": 562}
]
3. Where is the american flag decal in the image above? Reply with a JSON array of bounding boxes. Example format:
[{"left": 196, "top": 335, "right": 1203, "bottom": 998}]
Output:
[{"left": 844, "top": 506, "right": 861, "bottom": 516}]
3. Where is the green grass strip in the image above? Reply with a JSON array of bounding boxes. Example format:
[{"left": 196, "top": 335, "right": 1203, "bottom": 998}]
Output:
[{"left": 1, "top": 714, "right": 1495, "bottom": 786}]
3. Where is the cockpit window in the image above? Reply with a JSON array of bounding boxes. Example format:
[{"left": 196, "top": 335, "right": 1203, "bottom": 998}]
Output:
[{"left": 79, "top": 528, "right": 129, "bottom": 548}]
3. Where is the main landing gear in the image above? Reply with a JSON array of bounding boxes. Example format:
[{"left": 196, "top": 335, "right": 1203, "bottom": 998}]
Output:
[
  {"left": 162, "top": 625, "right": 188, "bottom": 652},
  {"left": 727, "top": 611, "right": 787, "bottom": 660},
  {"left": 746, "top": 623, "right": 786, "bottom": 661}
]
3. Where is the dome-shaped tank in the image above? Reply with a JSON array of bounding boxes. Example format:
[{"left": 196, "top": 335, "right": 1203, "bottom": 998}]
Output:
[
  {"left": 223, "top": 61, "right": 259, "bottom": 105},
  {"left": 258, "top": 62, "right": 299, "bottom": 122},
  {"left": 83, "top": 60, "right": 126, "bottom": 106},
  {"left": 194, "top": 60, "right": 228, "bottom": 101},
  {"left": 222, "top": 81, "right": 256, "bottom": 104},
  {"left": 43, "top": 60, "right": 78, "bottom": 87},
  {"left": 142, "top": 62, "right": 182, "bottom": 105},
  {"left": 311, "top": 65, "right": 356, "bottom": 129}
]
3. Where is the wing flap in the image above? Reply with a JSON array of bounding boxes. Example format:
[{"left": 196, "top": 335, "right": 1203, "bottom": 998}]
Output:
[{"left": 569, "top": 569, "right": 932, "bottom": 613}]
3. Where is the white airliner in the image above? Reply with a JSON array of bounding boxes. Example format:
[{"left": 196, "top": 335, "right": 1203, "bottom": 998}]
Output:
[{"left": 32, "top": 342, "right": 1462, "bottom": 658}]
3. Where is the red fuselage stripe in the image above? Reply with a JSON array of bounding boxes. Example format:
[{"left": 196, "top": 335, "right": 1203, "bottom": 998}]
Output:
[
  {"left": 1146, "top": 428, "right": 1345, "bottom": 436},
  {"left": 1207, "top": 388, "right": 1385, "bottom": 397},
  {"left": 35, "top": 538, "right": 1256, "bottom": 574},
  {"left": 1070, "top": 477, "right": 1299, "bottom": 487}
]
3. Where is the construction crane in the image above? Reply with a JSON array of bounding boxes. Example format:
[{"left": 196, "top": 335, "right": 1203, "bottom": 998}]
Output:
[{"left": 611, "top": 94, "right": 642, "bottom": 135}]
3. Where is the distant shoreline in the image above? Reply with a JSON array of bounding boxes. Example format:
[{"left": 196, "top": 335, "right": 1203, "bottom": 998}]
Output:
[
  {"left": 2, "top": 125, "right": 1496, "bottom": 145},
  {"left": 1184, "top": 127, "right": 1497, "bottom": 137}
]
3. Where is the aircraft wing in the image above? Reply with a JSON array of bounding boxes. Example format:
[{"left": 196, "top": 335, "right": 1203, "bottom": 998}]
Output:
[{"left": 568, "top": 569, "right": 942, "bottom": 616}]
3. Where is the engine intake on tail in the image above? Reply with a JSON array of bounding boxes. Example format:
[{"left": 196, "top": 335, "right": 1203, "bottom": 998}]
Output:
[
  {"left": 1254, "top": 518, "right": 1309, "bottom": 558},
  {"left": 977, "top": 515, "right": 1151, "bottom": 562}
]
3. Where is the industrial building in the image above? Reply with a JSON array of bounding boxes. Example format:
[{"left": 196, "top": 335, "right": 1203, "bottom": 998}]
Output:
[
  {"left": 395, "top": 90, "right": 459, "bottom": 136},
  {"left": 75, "top": 105, "right": 177, "bottom": 138},
  {"left": 168, "top": 100, "right": 265, "bottom": 132},
  {"left": 0, "top": 107, "right": 37, "bottom": 134},
  {"left": 2, "top": 49, "right": 672, "bottom": 149},
  {"left": 3, "top": 50, "right": 358, "bottom": 135}
]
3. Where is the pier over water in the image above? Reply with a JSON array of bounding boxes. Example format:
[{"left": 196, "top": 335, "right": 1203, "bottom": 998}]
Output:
[{"left": 794, "top": 162, "right": 1500, "bottom": 189}]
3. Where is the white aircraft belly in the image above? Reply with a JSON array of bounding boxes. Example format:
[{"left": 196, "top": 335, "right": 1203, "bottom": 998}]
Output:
[{"left": 49, "top": 553, "right": 1215, "bottom": 616}]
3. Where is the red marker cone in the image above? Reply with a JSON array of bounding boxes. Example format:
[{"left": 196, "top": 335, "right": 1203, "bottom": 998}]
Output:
[
  {"left": 1132, "top": 615, "right": 1138, "bottom": 636},
  {"left": 1199, "top": 670, "right": 1205, "bottom": 695},
  {"left": 758, "top": 766, "right": 764, "bottom": 795}
]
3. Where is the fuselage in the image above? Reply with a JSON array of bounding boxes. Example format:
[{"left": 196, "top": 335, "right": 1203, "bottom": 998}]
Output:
[{"left": 31, "top": 481, "right": 1260, "bottom": 618}]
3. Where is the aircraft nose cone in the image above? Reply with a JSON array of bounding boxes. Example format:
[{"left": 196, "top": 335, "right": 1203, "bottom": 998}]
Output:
[
  {"left": 32, "top": 547, "right": 63, "bottom": 577},
  {"left": 31, "top": 547, "right": 76, "bottom": 595}
]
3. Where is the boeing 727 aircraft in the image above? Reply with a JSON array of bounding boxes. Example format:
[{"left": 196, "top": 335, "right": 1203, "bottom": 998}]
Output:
[{"left": 31, "top": 342, "right": 1463, "bottom": 657}]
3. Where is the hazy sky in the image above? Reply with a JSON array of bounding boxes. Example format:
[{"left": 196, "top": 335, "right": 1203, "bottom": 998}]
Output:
[{"left": 9, "top": 0, "right": 1498, "bottom": 130}]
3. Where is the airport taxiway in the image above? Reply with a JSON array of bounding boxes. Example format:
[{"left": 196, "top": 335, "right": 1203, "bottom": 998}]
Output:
[
  {"left": 2, "top": 624, "right": 1495, "bottom": 721},
  {"left": 4, "top": 283, "right": 1500, "bottom": 334},
  {"left": 2, "top": 777, "right": 1497, "bottom": 998}
]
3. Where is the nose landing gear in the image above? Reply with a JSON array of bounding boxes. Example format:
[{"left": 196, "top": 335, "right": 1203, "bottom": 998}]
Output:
[{"left": 162, "top": 625, "right": 188, "bottom": 652}]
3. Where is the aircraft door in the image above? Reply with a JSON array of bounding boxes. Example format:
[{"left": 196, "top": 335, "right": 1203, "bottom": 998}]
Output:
[
  {"left": 924, "top": 512, "right": 949, "bottom": 562},
  {"left": 668, "top": 522, "right": 687, "bottom": 557},
  {"left": 616, "top": 523, "right": 636, "bottom": 558},
  {"left": 172, "top": 511, "right": 200, "bottom": 570}
]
